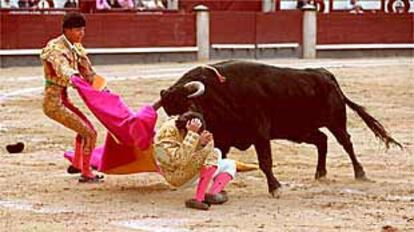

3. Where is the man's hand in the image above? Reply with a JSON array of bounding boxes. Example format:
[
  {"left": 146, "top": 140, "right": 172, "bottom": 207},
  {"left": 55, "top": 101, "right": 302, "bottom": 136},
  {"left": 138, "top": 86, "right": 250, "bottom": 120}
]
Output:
[
  {"left": 69, "top": 74, "right": 81, "bottom": 87},
  {"left": 199, "top": 130, "right": 213, "bottom": 146},
  {"left": 186, "top": 118, "right": 202, "bottom": 133}
]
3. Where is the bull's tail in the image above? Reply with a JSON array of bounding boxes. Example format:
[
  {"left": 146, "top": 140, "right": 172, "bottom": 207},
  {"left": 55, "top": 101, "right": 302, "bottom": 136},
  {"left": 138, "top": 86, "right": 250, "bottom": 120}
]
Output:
[
  {"left": 321, "top": 69, "right": 403, "bottom": 149},
  {"left": 343, "top": 97, "right": 402, "bottom": 149}
]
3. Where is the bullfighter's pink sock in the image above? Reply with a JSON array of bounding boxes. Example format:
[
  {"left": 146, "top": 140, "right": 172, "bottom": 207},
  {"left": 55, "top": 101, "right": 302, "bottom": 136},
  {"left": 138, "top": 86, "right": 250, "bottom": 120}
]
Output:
[
  {"left": 72, "top": 136, "right": 83, "bottom": 169},
  {"left": 195, "top": 166, "right": 217, "bottom": 202},
  {"left": 81, "top": 154, "right": 94, "bottom": 178},
  {"left": 209, "top": 173, "right": 232, "bottom": 195}
]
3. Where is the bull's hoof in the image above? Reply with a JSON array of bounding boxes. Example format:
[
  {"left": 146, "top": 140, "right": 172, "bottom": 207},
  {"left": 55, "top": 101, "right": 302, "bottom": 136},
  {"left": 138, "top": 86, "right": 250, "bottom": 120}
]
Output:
[
  {"left": 268, "top": 182, "right": 282, "bottom": 198},
  {"left": 356, "top": 175, "right": 374, "bottom": 183},
  {"left": 355, "top": 169, "right": 374, "bottom": 182},
  {"left": 269, "top": 189, "right": 281, "bottom": 198},
  {"left": 315, "top": 170, "right": 327, "bottom": 180},
  {"left": 316, "top": 176, "right": 329, "bottom": 183},
  {"left": 355, "top": 169, "right": 367, "bottom": 180}
]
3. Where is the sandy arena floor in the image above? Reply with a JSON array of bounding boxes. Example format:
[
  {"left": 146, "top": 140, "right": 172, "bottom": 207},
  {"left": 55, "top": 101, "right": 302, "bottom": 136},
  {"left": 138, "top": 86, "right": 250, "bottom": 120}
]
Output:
[{"left": 0, "top": 58, "right": 413, "bottom": 232}]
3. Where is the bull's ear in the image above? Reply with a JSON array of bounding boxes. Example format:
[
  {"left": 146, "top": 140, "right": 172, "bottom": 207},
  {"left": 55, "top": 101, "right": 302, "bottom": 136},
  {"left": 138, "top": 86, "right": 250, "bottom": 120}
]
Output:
[
  {"left": 201, "top": 65, "right": 226, "bottom": 83},
  {"left": 160, "top": 89, "right": 166, "bottom": 97}
]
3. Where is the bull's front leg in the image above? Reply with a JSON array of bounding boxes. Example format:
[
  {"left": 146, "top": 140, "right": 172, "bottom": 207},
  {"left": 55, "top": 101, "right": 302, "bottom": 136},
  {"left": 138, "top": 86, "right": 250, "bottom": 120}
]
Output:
[
  {"left": 215, "top": 142, "right": 230, "bottom": 159},
  {"left": 254, "top": 139, "right": 281, "bottom": 197}
]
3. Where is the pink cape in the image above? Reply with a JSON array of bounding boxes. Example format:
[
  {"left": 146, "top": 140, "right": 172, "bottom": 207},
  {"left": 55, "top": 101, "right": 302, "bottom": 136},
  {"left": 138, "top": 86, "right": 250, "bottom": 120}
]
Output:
[{"left": 64, "top": 76, "right": 158, "bottom": 173}]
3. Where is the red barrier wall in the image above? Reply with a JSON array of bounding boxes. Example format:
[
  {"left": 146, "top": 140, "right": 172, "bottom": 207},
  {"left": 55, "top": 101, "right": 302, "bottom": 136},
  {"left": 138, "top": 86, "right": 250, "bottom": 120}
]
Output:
[
  {"left": 1, "top": 11, "right": 413, "bottom": 50},
  {"left": 84, "top": 13, "right": 195, "bottom": 48},
  {"left": 210, "top": 11, "right": 256, "bottom": 44},
  {"left": 0, "top": 14, "right": 63, "bottom": 49},
  {"left": 210, "top": 11, "right": 302, "bottom": 44},
  {"left": 317, "top": 12, "right": 414, "bottom": 44},
  {"left": 0, "top": 12, "right": 196, "bottom": 49},
  {"left": 256, "top": 11, "right": 302, "bottom": 44}
]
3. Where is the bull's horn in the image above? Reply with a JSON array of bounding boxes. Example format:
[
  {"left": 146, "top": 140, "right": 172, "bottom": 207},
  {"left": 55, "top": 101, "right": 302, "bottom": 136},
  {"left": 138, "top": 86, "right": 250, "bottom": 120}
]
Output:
[{"left": 184, "top": 81, "right": 205, "bottom": 98}]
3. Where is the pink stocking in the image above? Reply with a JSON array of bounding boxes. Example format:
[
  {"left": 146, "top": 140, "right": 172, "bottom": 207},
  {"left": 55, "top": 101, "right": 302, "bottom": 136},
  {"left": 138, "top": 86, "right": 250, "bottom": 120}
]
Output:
[
  {"left": 81, "top": 153, "right": 94, "bottom": 178},
  {"left": 195, "top": 166, "right": 217, "bottom": 202},
  {"left": 72, "top": 135, "right": 83, "bottom": 169},
  {"left": 209, "top": 173, "right": 232, "bottom": 195}
]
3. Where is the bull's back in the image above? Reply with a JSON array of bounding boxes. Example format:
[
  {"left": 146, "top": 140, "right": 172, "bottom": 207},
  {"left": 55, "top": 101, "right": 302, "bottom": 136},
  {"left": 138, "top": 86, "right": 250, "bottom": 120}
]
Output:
[
  {"left": 211, "top": 60, "right": 340, "bottom": 137},
  {"left": 213, "top": 60, "right": 333, "bottom": 102}
]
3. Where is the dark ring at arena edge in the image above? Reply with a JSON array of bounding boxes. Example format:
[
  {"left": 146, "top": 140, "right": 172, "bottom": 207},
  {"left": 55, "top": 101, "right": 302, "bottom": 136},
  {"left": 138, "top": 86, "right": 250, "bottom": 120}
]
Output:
[{"left": 6, "top": 142, "right": 25, "bottom": 154}]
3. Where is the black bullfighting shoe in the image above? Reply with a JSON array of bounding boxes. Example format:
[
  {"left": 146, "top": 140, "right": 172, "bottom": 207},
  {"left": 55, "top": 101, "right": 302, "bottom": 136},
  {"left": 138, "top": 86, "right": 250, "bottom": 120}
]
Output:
[
  {"left": 67, "top": 165, "right": 81, "bottom": 174},
  {"left": 78, "top": 174, "right": 104, "bottom": 183},
  {"left": 204, "top": 191, "right": 229, "bottom": 205},
  {"left": 67, "top": 165, "right": 98, "bottom": 174},
  {"left": 185, "top": 199, "right": 210, "bottom": 210}
]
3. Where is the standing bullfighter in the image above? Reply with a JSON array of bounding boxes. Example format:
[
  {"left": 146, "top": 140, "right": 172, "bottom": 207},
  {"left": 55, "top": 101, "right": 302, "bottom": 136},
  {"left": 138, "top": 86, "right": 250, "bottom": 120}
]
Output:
[{"left": 40, "top": 12, "right": 102, "bottom": 183}]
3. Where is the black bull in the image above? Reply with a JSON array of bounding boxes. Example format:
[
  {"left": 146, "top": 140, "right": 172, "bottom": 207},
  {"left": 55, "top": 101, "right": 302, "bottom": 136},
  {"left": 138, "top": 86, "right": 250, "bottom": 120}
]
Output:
[{"left": 159, "top": 60, "right": 401, "bottom": 196}]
